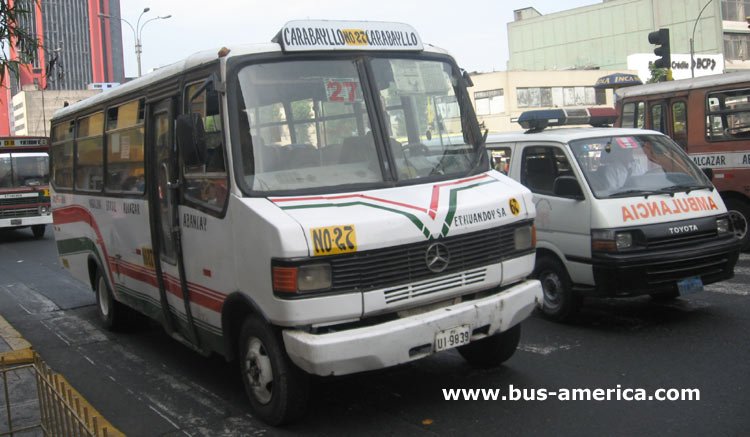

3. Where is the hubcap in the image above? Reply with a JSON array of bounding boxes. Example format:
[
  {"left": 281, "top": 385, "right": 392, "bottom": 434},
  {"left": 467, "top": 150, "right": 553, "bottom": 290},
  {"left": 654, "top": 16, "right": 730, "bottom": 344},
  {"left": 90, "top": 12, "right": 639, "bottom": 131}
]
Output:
[
  {"left": 541, "top": 271, "right": 563, "bottom": 311},
  {"left": 98, "top": 277, "right": 109, "bottom": 317},
  {"left": 728, "top": 210, "right": 748, "bottom": 241},
  {"left": 243, "top": 337, "right": 273, "bottom": 404}
]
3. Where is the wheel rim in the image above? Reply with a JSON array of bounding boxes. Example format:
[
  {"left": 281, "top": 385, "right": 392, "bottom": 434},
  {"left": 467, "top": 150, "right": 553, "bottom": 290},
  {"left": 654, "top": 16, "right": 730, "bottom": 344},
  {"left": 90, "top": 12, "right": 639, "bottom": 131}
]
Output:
[
  {"left": 540, "top": 270, "right": 563, "bottom": 311},
  {"left": 243, "top": 337, "right": 274, "bottom": 405},
  {"left": 97, "top": 276, "right": 110, "bottom": 317},
  {"left": 728, "top": 209, "right": 748, "bottom": 241}
]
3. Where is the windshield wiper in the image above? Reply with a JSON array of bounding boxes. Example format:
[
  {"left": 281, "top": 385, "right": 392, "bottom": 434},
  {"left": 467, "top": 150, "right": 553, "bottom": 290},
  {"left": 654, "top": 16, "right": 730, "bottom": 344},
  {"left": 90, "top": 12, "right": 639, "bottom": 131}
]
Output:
[
  {"left": 663, "top": 184, "right": 714, "bottom": 194},
  {"left": 608, "top": 189, "right": 676, "bottom": 199},
  {"left": 469, "top": 128, "right": 489, "bottom": 174}
]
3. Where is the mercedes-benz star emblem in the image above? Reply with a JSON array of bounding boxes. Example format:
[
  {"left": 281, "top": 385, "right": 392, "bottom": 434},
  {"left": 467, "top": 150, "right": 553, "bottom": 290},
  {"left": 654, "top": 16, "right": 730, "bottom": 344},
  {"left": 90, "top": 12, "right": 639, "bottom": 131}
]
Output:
[{"left": 425, "top": 242, "right": 450, "bottom": 273}]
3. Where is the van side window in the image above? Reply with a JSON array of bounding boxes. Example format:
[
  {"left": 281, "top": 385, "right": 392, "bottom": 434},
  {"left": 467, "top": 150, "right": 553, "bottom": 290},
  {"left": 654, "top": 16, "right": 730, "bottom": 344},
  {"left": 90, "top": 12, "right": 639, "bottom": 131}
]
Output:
[
  {"left": 183, "top": 80, "right": 228, "bottom": 210},
  {"left": 671, "top": 101, "right": 687, "bottom": 148},
  {"left": 706, "top": 88, "right": 750, "bottom": 141},
  {"left": 490, "top": 147, "right": 511, "bottom": 174},
  {"left": 105, "top": 99, "right": 145, "bottom": 194},
  {"left": 75, "top": 112, "right": 104, "bottom": 191},
  {"left": 521, "top": 146, "right": 574, "bottom": 196}
]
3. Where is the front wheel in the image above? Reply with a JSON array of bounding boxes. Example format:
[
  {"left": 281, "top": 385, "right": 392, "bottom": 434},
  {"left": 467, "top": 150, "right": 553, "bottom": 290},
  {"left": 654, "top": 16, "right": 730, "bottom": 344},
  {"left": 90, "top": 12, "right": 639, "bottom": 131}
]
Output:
[
  {"left": 457, "top": 324, "right": 521, "bottom": 367},
  {"left": 534, "top": 256, "right": 580, "bottom": 322},
  {"left": 724, "top": 198, "right": 750, "bottom": 250},
  {"left": 31, "top": 224, "right": 46, "bottom": 239},
  {"left": 94, "top": 268, "right": 123, "bottom": 330},
  {"left": 239, "top": 316, "right": 309, "bottom": 426}
]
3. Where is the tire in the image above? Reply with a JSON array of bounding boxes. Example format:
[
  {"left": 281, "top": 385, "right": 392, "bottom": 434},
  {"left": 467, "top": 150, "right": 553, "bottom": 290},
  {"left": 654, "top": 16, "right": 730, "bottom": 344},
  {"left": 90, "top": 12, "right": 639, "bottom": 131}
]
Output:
[
  {"left": 457, "top": 323, "right": 521, "bottom": 368},
  {"left": 724, "top": 198, "right": 750, "bottom": 250},
  {"left": 94, "top": 268, "right": 123, "bottom": 330},
  {"left": 238, "top": 316, "right": 310, "bottom": 426},
  {"left": 31, "top": 224, "right": 46, "bottom": 239},
  {"left": 533, "top": 256, "right": 580, "bottom": 322}
]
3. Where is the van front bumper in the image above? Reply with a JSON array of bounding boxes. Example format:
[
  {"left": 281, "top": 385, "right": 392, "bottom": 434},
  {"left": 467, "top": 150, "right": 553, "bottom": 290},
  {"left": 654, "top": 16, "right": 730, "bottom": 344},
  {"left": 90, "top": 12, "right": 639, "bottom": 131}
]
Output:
[{"left": 282, "top": 279, "right": 543, "bottom": 376}]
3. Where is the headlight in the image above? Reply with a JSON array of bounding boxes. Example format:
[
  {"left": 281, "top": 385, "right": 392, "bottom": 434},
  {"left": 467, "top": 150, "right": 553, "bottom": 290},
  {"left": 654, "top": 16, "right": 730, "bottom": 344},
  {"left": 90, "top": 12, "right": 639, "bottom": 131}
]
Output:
[
  {"left": 39, "top": 206, "right": 49, "bottom": 214},
  {"left": 717, "top": 218, "right": 731, "bottom": 234},
  {"left": 514, "top": 225, "right": 536, "bottom": 251},
  {"left": 592, "top": 229, "right": 633, "bottom": 252},
  {"left": 272, "top": 263, "right": 332, "bottom": 294}
]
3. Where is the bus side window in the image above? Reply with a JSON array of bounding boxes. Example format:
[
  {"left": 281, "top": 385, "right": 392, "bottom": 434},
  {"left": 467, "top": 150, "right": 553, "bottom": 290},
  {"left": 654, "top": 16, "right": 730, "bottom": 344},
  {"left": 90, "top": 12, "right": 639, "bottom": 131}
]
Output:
[
  {"left": 183, "top": 80, "right": 228, "bottom": 210},
  {"left": 105, "top": 99, "right": 145, "bottom": 194},
  {"left": 650, "top": 103, "right": 666, "bottom": 134},
  {"left": 671, "top": 101, "right": 687, "bottom": 148}
]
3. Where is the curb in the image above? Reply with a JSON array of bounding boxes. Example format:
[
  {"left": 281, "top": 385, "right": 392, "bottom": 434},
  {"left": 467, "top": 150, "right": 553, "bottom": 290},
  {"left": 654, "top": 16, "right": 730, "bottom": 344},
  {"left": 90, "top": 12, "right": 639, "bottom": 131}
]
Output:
[{"left": 0, "top": 315, "right": 125, "bottom": 436}]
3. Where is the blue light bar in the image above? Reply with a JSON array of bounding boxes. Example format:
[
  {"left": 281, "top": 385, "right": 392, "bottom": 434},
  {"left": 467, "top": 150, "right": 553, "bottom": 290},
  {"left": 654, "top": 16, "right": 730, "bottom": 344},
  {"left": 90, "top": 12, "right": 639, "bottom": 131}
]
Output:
[{"left": 517, "top": 108, "right": 617, "bottom": 132}]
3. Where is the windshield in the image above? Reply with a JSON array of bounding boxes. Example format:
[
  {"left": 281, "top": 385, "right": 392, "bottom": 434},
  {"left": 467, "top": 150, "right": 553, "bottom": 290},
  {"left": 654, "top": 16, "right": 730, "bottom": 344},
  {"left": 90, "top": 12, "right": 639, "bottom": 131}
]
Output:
[
  {"left": 569, "top": 134, "right": 710, "bottom": 198},
  {"left": 0, "top": 153, "right": 49, "bottom": 188},
  {"left": 234, "top": 56, "right": 478, "bottom": 193}
]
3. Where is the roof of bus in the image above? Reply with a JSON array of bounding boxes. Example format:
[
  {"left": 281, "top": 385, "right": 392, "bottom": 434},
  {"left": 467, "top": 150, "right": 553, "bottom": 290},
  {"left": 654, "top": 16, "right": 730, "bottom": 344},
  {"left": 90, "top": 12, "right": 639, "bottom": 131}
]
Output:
[
  {"left": 615, "top": 70, "right": 750, "bottom": 99},
  {"left": 51, "top": 42, "right": 450, "bottom": 121},
  {"left": 485, "top": 127, "right": 664, "bottom": 145}
]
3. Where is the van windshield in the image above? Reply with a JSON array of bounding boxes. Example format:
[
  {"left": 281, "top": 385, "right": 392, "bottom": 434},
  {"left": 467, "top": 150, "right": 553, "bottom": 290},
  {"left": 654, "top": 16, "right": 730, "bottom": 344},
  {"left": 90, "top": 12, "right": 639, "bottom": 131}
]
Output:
[
  {"left": 568, "top": 134, "right": 710, "bottom": 199},
  {"left": 234, "top": 56, "right": 478, "bottom": 193},
  {"left": 0, "top": 153, "right": 49, "bottom": 188}
]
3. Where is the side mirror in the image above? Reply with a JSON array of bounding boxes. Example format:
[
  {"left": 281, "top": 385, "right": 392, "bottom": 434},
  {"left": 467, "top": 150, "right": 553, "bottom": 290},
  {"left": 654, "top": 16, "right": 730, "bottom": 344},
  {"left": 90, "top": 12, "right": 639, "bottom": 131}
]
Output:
[
  {"left": 702, "top": 167, "right": 714, "bottom": 181},
  {"left": 176, "top": 113, "right": 207, "bottom": 167},
  {"left": 553, "top": 175, "right": 584, "bottom": 200},
  {"left": 462, "top": 69, "right": 474, "bottom": 87}
]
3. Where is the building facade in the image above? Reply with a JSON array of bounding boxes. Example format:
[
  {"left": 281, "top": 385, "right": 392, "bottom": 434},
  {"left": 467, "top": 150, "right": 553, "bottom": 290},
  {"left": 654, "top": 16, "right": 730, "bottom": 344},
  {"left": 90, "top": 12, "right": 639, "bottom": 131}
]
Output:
[
  {"left": 508, "top": 0, "right": 748, "bottom": 75},
  {"left": 1, "top": 0, "right": 125, "bottom": 135},
  {"left": 469, "top": 70, "right": 622, "bottom": 132},
  {"left": 12, "top": 89, "right": 102, "bottom": 137}
]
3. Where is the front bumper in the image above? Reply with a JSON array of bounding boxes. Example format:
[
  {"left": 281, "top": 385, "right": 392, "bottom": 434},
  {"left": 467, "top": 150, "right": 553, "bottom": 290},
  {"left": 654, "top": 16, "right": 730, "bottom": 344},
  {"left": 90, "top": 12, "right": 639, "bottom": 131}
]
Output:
[
  {"left": 282, "top": 279, "right": 543, "bottom": 376},
  {"left": 590, "top": 236, "right": 740, "bottom": 296},
  {"left": 0, "top": 214, "right": 52, "bottom": 229}
]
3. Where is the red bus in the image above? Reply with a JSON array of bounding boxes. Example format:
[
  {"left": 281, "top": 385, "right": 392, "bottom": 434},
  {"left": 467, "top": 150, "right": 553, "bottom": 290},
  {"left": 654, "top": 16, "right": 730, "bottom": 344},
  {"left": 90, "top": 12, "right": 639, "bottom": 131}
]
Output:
[
  {"left": 616, "top": 71, "right": 750, "bottom": 249},
  {"left": 0, "top": 136, "right": 52, "bottom": 238}
]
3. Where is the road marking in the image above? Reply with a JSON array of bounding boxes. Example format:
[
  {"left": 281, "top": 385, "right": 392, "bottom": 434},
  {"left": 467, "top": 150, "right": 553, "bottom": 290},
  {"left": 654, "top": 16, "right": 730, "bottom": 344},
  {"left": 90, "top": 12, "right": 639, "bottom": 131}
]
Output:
[
  {"left": 148, "top": 404, "right": 181, "bottom": 430},
  {"left": 0, "top": 283, "right": 59, "bottom": 314},
  {"left": 732, "top": 265, "right": 750, "bottom": 275},
  {"left": 518, "top": 343, "right": 575, "bottom": 355},
  {"left": 706, "top": 283, "right": 750, "bottom": 296},
  {"left": 740, "top": 253, "right": 750, "bottom": 261},
  {"left": 40, "top": 314, "right": 108, "bottom": 346}
]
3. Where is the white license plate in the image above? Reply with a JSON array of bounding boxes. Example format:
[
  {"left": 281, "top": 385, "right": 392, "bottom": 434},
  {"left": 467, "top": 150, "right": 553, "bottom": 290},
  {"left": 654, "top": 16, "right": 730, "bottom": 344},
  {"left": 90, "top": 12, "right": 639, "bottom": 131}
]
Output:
[
  {"left": 434, "top": 325, "right": 471, "bottom": 352},
  {"left": 677, "top": 276, "right": 704, "bottom": 296}
]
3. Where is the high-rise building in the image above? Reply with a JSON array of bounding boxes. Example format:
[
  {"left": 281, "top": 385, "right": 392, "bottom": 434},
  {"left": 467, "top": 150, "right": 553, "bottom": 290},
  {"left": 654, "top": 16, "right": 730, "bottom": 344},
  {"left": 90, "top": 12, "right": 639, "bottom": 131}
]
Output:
[{"left": 1, "top": 0, "right": 125, "bottom": 135}]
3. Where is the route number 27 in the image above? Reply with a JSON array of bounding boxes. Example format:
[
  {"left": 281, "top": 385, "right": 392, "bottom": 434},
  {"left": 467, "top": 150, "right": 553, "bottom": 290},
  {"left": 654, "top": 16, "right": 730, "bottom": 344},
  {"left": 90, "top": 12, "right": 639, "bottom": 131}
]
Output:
[
  {"left": 311, "top": 225, "right": 357, "bottom": 256},
  {"left": 326, "top": 80, "right": 359, "bottom": 102}
]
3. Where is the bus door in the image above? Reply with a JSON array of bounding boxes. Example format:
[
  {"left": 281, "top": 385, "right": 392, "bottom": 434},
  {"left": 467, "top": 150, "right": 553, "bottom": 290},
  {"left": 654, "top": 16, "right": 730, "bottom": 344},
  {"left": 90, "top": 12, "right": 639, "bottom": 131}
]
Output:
[
  {"left": 148, "top": 98, "right": 200, "bottom": 347},
  {"left": 649, "top": 101, "right": 668, "bottom": 135}
]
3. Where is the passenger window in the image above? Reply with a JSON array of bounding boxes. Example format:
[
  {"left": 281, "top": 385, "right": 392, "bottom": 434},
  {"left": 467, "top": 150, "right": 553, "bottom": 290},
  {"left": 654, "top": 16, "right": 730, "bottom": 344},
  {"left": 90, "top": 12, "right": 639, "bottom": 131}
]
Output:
[
  {"left": 183, "top": 80, "right": 228, "bottom": 210},
  {"left": 706, "top": 88, "right": 750, "bottom": 141},
  {"left": 672, "top": 101, "right": 687, "bottom": 148},
  {"left": 521, "top": 146, "right": 575, "bottom": 196},
  {"left": 75, "top": 112, "right": 104, "bottom": 191},
  {"left": 651, "top": 103, "right": 666, "bottom": 133},
  {"left": 51, "top": 121, "right": 75, "bottom": 189},
  {"left": 105, "top": 99, "right": 145, "bottom": 194},
  {"left": 489, "top": 147, "right": 511, "bottom": 174}
]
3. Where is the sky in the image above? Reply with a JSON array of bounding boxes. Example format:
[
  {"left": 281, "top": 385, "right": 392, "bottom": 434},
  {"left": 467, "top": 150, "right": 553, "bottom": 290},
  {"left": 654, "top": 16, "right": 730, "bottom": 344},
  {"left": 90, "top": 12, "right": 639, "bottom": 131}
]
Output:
[{"left": 117, "top": 0, "right": 598, "bottom": 78}]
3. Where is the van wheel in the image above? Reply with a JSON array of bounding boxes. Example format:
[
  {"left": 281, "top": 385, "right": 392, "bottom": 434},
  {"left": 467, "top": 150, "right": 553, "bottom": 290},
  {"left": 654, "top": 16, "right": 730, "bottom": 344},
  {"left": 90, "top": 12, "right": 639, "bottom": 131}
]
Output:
[
  {"left": 31, "top": 225, "right": 46, "bottom": 239},
  {"left": 725, "top": 198, "right": 750, "bottom": 250},
  {"left": 457, "top": 324, "right": 521, "bottom": 367},
  {"left": 95, "top": 269, "right": 123, "bottom": 330},
  {"left": 239, "top": 316, "right": 309, "bottom": 426},
  {"left": 534, "top": 256, "right": 579, "bottom": 322}
]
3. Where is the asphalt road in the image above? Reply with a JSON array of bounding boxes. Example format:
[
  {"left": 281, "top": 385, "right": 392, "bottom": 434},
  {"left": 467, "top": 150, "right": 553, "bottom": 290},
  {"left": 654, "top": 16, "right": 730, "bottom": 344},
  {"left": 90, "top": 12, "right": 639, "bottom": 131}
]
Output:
[{"left": 0, "top": 226, "right": 748, "bottom": 436}]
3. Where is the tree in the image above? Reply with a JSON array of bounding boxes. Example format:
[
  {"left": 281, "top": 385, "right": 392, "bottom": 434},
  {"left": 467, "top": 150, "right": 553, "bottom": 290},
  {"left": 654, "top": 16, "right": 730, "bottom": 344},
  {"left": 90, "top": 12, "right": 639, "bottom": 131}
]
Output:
[
  {"left": 0, "top": 0, "right": 41, "bottom": 85},
  {"left": 646, "top": 62, "right": 668, "bottom": 84}
]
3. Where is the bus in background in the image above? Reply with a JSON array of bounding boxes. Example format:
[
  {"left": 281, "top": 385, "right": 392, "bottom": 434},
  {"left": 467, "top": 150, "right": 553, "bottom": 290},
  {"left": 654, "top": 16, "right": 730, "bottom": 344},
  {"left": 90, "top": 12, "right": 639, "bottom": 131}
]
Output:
[
  {"left": 0, "top": 136, "right": 52, "bottom": 239},
  {"left": 616, "top": 71, "right": 750, "bottom": 249},
  {"left": 49, "top": 20, "right": 542, "bottom": 425}
]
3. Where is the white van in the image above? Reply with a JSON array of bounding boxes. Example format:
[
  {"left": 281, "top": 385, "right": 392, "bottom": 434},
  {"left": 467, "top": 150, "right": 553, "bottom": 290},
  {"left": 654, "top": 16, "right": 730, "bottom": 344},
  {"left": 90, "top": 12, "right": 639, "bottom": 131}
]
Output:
[
  {"left": 50, "top": 20, "right": 542, "bottom": 424},
  {"left": 486, "top": 108, "right": 740, "bottom": 321}
]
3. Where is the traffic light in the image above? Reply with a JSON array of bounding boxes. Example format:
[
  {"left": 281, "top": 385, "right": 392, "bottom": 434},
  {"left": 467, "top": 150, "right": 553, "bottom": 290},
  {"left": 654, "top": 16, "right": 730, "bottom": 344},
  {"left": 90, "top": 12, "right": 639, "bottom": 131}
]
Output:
[{"left": 648, "top": 28, "right": 671, "bottom": 69}]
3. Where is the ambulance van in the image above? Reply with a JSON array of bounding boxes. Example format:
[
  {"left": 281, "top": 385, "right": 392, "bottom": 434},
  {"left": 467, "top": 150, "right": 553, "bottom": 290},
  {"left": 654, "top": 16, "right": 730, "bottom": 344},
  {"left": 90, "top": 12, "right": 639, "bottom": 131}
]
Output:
[
  {"left": 50, "top": 20, "right": 543, "bottom": 424},
  {"left": 486, "top": 108, "right": 740, "bottom": 321}
]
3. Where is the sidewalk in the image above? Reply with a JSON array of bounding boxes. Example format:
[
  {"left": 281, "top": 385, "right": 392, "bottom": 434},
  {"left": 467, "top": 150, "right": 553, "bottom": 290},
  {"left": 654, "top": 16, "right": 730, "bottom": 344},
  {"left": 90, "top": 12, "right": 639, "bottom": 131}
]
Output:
[{"left": 0, "top": 316, "right": 123, "bottom": 437}]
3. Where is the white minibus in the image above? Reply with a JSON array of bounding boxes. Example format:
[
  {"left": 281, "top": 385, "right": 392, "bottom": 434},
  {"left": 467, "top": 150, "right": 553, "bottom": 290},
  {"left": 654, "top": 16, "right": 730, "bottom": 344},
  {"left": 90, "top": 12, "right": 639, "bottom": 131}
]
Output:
[{"left": 50, "top": 20, "right": 542, "bottom": 424}]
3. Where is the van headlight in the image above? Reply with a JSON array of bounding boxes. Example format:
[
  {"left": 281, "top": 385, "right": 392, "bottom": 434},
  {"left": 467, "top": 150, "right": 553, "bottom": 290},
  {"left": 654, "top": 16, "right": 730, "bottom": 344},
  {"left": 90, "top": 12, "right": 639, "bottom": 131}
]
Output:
[
  {"left": 272, "top": 263, "right": 332, "bottom": 294},
  {"left": 39, "top": 205, "right": 49, "bottom": 215},
  {"left": 592, "top": 229, "right": 634, "bottom": 252},
  {"left": 514, "top": 224, "right": 536, "bottom": 251},
  {"left": 716, "top": 217, "right": 731, "bottom": 234}
]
